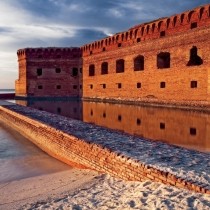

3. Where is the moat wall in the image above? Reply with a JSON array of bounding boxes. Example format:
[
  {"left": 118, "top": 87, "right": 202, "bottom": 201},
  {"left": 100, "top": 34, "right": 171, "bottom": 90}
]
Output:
[{"left": 0, "top": 105, "right": 209, "bottom": 194}]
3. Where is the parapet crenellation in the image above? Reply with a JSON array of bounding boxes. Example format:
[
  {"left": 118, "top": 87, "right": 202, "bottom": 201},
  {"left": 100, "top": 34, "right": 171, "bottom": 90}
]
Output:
[{"left": 82, "top": 4, "right": 210, "bottom": 56}]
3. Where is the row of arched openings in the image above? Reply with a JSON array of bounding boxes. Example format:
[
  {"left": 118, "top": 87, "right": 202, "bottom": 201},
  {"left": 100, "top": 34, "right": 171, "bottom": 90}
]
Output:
[{"left": 88, "top": 46, "right": 203, "bottom": 76}]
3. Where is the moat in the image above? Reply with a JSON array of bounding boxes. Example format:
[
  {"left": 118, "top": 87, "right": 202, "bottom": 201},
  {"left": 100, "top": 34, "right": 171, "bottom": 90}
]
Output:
[{"left": 15, "top": 99, "right": 210, "bottom": 153}]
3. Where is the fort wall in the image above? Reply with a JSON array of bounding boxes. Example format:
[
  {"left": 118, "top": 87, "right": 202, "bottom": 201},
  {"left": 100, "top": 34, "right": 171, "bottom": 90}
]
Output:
[
  {"left": 0, "top": 105, "right": 209, "bottom": 194},
  {"left": 82, "top": 4, "right": 210, "bottom": 105},
  {"left": 15, "top": 47, "right": 82, "bottom": 98}
]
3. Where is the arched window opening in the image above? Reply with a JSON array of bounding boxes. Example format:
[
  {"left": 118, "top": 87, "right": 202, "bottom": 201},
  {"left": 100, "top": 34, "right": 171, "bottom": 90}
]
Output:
[
  {"left": 173, "top": 16, "right": 177, "bottom": 26},
  {"left": 180, "top": 14, "right": 185, "bottom": 23},
  {"left": 116, "top": 59, "right": 125, "bottom": 73},
  {"left": 134, "top": 29, "right": 138, "bottom": 38},
  {"left": 125, "top": 32, "right": 128, "bottom": 40},
  {"left": 157, "top": 52, "right": 170, "bottom": 69},
  {"left": 134, "top": 55, "right": 144, "bottom": 71},
  {"left": 121, "top": 34, "right": 124, "bottom": 41},
  {"left": 199, "top": 7, "right": 205, "bottom": 19},
  {"left": 188, "top": 11, "right": 195, "bottom": 22},
  {"left": 146, "top": 25, "right": 150, "bottom": 34},
  {"left": 101, "top": 62, "right": 108, "bottom": 74},
  {"left": 187, "top": 46, "right": 203, "bottom": 66},
  {"left": 166, "top": 19, "right": 170, "bottom": 28},
  {"left": 89, "top": 64, "right": 95, "bottom": 76},
  {"left": 152, "top": 23, "right": 156, "bottom": 32},
  {"left": 141, "top": 27, "right": 145, "bottom": 36},
  {"left": 130, "top": 31, "right": 133, "bottom": 39}
]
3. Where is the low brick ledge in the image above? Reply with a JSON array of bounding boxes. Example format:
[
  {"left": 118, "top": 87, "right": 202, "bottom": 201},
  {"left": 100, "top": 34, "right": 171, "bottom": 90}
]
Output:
[
  {"left": 83, "top": 97, "right": 210, "bottom": 113},
  {"left": 0, "top": 104, "right": 209, "bottom": 194}
]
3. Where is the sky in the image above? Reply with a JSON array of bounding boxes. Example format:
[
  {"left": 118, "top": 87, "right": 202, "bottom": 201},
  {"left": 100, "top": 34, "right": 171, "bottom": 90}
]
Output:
[{"left": 0, "top": 0, "right": 209, "bottom": 89}]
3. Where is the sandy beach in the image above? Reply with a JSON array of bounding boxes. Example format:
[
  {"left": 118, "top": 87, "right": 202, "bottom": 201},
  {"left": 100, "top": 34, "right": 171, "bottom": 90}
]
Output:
[{"left": 0, "top": 170, "right": 210, "bottom": 210}]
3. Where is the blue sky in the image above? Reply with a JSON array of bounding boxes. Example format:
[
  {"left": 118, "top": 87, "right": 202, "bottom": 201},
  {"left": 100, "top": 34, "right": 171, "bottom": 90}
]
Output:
[{"left": 0, "top": 0, "right": 209, "bottom": 89}]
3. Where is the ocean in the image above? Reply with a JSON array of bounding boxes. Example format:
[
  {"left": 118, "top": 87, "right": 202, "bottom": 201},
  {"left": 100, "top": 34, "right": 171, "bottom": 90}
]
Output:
[
  {"left": 0, "top": 121, "right": 71, "bottom": 184},
  {"left": 0, "top": 89, "right": 15, "bottom": 94}
]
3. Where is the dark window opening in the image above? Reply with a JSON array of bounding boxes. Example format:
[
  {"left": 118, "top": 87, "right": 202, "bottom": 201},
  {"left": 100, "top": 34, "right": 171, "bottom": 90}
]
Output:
[
  {"left": 101, "top": 62, "right": 108, "bottom": 74},
  {"left": 102, "top": 47, "right": 106, "bottom": 52},
  {"left": 56, "top": 85, "right": 61, "bottom": 89},
  {"left": 191, "top": 81, "right": 197, "bottom": 88},
  {"left": 137, "top": 38, "right": 141, "bottom": 43},
  {"left": 38, "top": 85, "right": 43, "bottom": 89},
  {"left": 55, "top": 68, "right": 61, "bottom": 73},
  {"left": 160, "top": 82, "right": 166, "bottom": 88},
  {"left": 73, "top": 85, "right": 77, "bottom": 89},
  {"left": 57, "top": 107, "right": 61, "bottom": 114},
  {"left": 134, "top": 55, "right": 144, "bottom": 71},
  {"left": 118, "top": 43, "right": 122, "bottom": 48},
  {"left": 187, "top": 46, "right": 203, "bottom": 66},
  {"left": 137, "top": 83, "right": 141, "bottom": 88},
  {"left": 72, "top": 68, "right": 78, "bottom": 76},
  {"left": 37, "top": 68, "right": 42, "bottom": 76},
  {"left": 117, "top": 83, "right": 122, "bottom": 89},
  {"left": 191, "top": 22, "right": 197, "bottom": 29},
  {"left": 90, "top": 110, "right": 93, "bottom": 116},
  {"left": 118, "top": 115, "right": 122, "bottom": 121},
  {"left": 136, "top": 118, "right": 141, "bottom": 125},
  {"left": 190, "top": 128, "right": 196, "bottom": 136},
  {"left": 102, "top": 84, "right": 106, "bottom": 89},
  {"left": 90, "top": 84, "right": 93, "bottom": 89},
  {"left": 103, "top": 112, "right": 106, "bottom": 118},
  {"left": 90, "top": 51, "right": 92, "bottom": 55},
  {"left": 157, "top": 52, "right": 170, "bottom": 69},
  {"left": 116, "top": 59, "right": 125, "bottom": 73},
  {"left": 160, "top": 31, "right": 165, "bottom": 37},
  {"left": 160, "top": 122, "right": 165, "bottom": 129},
  {"left": 89, "top": 64, "right": 95, "bottom": 76}
]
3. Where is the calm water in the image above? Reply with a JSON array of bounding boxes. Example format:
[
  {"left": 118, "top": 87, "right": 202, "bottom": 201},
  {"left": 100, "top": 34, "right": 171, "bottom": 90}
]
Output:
[
  {"left": 0, "top": 89, "right": 15, "bottom": 93},
  {"left": 0, "top": 121, "right": 71, "bottom": 184},
  {"left": 16, "top": 99, "right": 210, "bottom": 153}
]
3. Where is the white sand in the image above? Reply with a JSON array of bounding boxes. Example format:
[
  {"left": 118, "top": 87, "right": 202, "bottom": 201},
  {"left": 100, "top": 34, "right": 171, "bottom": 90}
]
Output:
[
  {"left": 0, "top": 169, "right": 99, "bottom": 210},
  {"left": 1, "top": 170, "right": 210, "bottom": 210}
]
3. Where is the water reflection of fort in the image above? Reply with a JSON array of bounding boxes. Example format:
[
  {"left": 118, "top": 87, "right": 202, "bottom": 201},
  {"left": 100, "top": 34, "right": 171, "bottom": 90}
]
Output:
[{"left": 16, "top": 100, "right": 210, "bottom": 152}]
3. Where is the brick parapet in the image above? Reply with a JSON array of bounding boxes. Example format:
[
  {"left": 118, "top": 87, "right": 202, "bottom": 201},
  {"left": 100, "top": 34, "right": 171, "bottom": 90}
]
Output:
[
  {"left": 81, "top": 4, "right": 210, "bottom": 56},
  {"left": 0, "top": 104, "right": 209, "bottom": 194}
]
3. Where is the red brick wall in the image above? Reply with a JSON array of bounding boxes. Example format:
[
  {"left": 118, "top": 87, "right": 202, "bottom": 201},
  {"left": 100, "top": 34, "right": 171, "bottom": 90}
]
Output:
[
  {"left": 0, "top": 105, "right": 209, "bottom": 194},
  {"left": 16, "top": 48, "right": 82, "bottom": 97},
  {"left": 82, "top": 26, "right": 210, "bottom": 103},
  {"left": 81, "top": 4, "right": 210, "bottom": 105}
]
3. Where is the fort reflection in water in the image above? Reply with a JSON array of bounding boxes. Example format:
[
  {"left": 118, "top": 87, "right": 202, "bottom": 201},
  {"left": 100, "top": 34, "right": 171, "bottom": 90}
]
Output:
[{"left": 16, "top": 100, "right": 210, "bottom": 153}]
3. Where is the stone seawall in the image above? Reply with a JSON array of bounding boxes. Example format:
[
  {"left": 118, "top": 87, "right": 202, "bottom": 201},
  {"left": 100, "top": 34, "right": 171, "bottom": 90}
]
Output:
[{"left": 0, "top": 104, "right": 209, "bottom": 194}]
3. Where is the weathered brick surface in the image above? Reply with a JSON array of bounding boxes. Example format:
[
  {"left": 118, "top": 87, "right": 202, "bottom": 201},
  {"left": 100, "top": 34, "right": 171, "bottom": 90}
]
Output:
[
  {"left": 0, "top": 104, "right": 209, "bottom": 194},
  {"left": 82, "top": 4, "right": 210, "bottom": 105},
  {"left": 15, "top": 4, "right": 210, "bottom": 107},
  {"left": 15, "top": 48, "right": 82, "bottom": 98}
]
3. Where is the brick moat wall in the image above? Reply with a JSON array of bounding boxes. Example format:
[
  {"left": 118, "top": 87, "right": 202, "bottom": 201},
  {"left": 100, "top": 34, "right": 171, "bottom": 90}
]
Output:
[
  {"left": 16, "top": 47, "right": 82, "bottom": 98},
  {"left": 0, "top": 105, "right": 209, "bottom": 194}
]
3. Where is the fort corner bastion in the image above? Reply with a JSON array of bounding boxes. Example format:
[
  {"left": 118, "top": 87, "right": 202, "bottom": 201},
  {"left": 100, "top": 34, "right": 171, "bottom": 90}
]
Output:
[{"left": 15, "top": 4, "right": 210, "bottom": 107}]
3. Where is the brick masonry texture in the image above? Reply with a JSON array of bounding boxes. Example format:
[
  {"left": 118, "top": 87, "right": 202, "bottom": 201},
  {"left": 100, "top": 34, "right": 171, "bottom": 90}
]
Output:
[
  {"left": 0, "top": 104, "right": 209, "bottom": 194},
  {"left": 16, "top": 47, "right": 82, "bottom": 98},
  {"left": 15, "top": 4, "right": 210, "bottom": 108}
]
